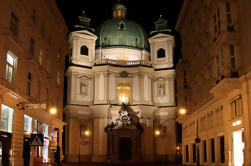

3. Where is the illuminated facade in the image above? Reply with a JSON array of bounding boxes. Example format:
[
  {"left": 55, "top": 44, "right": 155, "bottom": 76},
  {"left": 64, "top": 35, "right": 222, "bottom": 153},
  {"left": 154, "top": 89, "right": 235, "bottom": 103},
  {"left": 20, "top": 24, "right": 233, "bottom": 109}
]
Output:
[
  {"left": 176, "top": 0, "right": 251, "bottom": 165},
  {"left": 64, "top": 2, "right": 177, "bottom": 163},
  {"left": 0, "top": 0, "right": 68, "bottom": 165}
]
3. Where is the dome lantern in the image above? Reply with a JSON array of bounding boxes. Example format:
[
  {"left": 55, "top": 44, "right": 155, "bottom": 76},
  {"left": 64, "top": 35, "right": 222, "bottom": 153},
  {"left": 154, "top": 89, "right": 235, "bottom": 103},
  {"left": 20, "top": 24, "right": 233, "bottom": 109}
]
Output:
[{"left": 112, "top": 1, "right": 127, "bottom": 19}]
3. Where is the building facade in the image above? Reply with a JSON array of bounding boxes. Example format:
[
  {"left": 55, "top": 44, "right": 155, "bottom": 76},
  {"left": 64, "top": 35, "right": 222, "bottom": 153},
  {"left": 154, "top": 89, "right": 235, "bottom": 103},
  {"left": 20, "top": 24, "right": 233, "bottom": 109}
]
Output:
[
  {"left": 0, "top": 0, "right": 68, "bottom": 165},
  {"left": 176, "top": 0, "right": 251, "bottom": 165},
  {"left": 64, "top": 2, "right": 178, "bottom": 163}
]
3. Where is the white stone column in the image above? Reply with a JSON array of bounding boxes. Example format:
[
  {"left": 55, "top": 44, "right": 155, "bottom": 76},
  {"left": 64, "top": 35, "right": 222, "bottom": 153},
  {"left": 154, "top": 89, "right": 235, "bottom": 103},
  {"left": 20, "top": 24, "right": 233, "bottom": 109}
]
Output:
[
  {"left": 132, "top": 74, "right": 140, "bottom": 101},
  {"left": 99, "top": 74, "right": 105, "bottom": 101},
  {"left": 90, "top": 105, "right": 109, "bottom": 162},
  {"left": 108, "top": 73, "right": 116, "bottom": 101},
  {"left": 144, "top": 75, "right": 149, "bottom": 101},
  {"left": 139, "top": 106, "right": 155, "bottom": 162}
]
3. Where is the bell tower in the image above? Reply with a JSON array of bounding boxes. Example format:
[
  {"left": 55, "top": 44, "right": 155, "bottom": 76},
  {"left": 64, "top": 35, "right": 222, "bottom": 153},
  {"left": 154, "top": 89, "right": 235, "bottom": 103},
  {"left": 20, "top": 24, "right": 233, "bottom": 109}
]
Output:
[
  {"left": 68, "top": 11, "right": 97, "bottom": 67},
  {"left": 148, "top": 15, "right": 175, "bottom": 69}
]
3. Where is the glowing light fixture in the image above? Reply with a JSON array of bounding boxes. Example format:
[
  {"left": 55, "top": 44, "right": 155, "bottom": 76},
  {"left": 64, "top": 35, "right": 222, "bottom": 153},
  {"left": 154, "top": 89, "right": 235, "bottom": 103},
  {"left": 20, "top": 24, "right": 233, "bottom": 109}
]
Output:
[
  {"left": 155, "top": 130, "right": 160, "bottom": 136},
  {"left": 232, "top": 120, "right": 242, "bottom": 127},
  {"left": 49, "top": 107, "right": 57, "bottom": 115},
  {"left": 179, "top": 108, "right": 187, "bottom": 115},
  {"left": 84, "top": 130, "right": 90, "bottom": 136}
]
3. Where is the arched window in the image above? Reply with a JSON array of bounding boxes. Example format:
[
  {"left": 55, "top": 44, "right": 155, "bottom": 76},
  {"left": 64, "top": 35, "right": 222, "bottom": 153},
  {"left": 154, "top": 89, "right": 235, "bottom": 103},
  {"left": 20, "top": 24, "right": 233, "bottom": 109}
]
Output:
[
  {"left": 80, "top": 45, "right": 88, "bottom": 55},
  {"left": 157, "top": 48, "right": 165, "bottom": 58}
]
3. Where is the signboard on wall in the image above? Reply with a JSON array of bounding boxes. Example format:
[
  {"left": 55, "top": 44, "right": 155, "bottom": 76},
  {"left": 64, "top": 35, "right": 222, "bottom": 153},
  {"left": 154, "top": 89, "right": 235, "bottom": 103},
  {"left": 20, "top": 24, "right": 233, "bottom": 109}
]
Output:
[{"left": 30, "top": 134, "right": 44, "bottom": 146}]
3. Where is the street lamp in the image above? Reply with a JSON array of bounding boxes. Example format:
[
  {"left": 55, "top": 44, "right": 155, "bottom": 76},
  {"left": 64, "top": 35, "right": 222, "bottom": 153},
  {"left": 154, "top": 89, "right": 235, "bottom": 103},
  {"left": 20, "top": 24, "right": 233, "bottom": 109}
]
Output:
[
  {"left": 195, "top": 119, "right": 201, "bottom": 166},
  {"left": 49, "top": 107, "right": 57, "bottom": 115},
  {"left": 154, "top": 130, "right": 160, "bottom": 136},
  {"left": 178, "top": 108, "right": 187, "bottom": 115},
  {"left": 84, "top": 130, "right": 90, "bottom": 136}
]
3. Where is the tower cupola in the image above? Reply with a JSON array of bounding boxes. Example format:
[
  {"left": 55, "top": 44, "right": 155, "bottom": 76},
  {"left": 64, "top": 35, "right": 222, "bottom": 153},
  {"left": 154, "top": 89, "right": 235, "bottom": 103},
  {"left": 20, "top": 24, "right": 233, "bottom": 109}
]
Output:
[
  {"left": 112, "top": 1, "right": 127, "bottom": 19},
  {"left": 74, "top": 10, "right": 95, "bottom": 32},
  {"left": 150, "top": 15, "right": 172, "bottom": 35}
]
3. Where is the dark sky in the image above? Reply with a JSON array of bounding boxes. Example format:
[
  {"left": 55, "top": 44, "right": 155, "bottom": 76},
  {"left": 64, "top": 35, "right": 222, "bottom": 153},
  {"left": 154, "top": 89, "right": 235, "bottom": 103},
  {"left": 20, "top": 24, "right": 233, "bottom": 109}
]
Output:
[{"left": 55, "top": 0, "right": 184, "bottom": 33}]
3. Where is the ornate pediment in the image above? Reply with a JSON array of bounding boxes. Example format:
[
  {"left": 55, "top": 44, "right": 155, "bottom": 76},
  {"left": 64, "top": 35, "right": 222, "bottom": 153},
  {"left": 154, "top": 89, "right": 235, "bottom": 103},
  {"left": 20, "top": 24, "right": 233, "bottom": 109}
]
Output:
[{"left": 105, "top": 103, "right": 143, "bottom": 132}]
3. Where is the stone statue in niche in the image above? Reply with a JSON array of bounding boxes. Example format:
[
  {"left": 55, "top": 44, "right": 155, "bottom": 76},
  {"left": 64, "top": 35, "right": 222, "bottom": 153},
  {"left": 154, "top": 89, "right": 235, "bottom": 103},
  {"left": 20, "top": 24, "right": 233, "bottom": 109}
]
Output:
[
  {"left": 80, "top": 83, "right": 87, "bottom": 96},
  {"left": 159, "top": 84, "right": 165, "bottom": 96}
]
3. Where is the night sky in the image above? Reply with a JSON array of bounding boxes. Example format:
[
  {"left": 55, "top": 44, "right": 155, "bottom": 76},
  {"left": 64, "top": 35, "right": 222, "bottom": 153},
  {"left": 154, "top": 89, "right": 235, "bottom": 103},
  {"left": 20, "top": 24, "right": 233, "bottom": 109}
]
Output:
[{"left": 55, "top": 0, "right": 184, "bottom": 33}]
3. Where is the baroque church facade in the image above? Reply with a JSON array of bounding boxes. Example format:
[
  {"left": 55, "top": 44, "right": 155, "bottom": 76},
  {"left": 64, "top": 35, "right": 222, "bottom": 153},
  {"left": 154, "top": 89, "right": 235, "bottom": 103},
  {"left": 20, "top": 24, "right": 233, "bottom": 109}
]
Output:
[{"left": 64, "top": 2, "right": 177, "bottom": 163}]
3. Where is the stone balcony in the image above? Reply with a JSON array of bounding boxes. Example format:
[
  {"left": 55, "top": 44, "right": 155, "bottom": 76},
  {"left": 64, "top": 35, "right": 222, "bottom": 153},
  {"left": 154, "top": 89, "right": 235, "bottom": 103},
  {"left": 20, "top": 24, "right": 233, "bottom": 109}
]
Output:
[{"left": 95, "top": 59, "right": 152, "bottom": 67}]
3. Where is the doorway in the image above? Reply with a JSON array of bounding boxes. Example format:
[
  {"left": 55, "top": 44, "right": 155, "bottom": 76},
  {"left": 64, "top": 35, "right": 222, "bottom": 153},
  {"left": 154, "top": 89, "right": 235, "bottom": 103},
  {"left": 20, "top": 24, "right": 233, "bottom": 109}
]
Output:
[
  {"left": 118, "top": 137, "right": 131, "bottom": 160},
  {"left": 23, "top": 137, "right": 31, "bottom": 166},
  {"left": 233, "top": 129, "right": 244, "bottom": 166}
]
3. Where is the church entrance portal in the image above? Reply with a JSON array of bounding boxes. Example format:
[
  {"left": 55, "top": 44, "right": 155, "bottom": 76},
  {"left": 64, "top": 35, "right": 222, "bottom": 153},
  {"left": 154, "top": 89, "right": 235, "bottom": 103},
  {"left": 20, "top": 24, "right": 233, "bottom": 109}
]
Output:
[
  {"left": 105, "top": 104, "right": 143, "bottom": 163},
  {"left": 118, "top": 137, "right": 132, "bottom": 160}
]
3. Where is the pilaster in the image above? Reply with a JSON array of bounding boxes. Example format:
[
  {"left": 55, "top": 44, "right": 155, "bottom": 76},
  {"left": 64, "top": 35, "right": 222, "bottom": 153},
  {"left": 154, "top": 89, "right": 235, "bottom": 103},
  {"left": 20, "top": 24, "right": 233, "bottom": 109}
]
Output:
[{"left": 90, "top": 105, "right": 110, "bottom": 162}]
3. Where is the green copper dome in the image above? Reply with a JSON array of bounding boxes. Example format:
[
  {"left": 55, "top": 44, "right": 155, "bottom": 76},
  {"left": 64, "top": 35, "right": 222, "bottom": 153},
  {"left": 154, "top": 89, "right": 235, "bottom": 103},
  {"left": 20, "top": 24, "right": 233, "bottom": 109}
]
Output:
[{"left": 96, "top": 19, "right": 150, "bottom": 50}]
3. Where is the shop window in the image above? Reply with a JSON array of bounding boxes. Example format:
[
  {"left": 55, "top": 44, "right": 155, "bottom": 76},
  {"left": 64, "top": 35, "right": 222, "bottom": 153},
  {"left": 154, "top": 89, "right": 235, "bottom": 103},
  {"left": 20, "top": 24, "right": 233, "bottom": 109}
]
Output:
[
  {"left": 43, "top": 124, "right": 49, "bottom": 138},
  {"left": 6, "top": 51, "right": 16, "bottom": 83},
  {"left": 211, "top": 138, "right": 215, "bottom": 163},
  {"left": 157, "top": 48, "right": 165, "bottom": 58},
  {"left": 42, "top": 139, "right": 49, "bottom": 162},
  {"left": 220, "top": 136, "right": 225, "bottom": 163},
  {"left": 0, "top": 104, "right": 14, "bottom": 133},
  {"left": 80, "top": 45, "right": 88, "bottom": 55},
  {"left": 24, "top": 115, "right": 32, "bottom": 133},
  {"left": 10, "top": 12, "right": 18, "bottom": 36},
  {"left": 230, "top": 96, "right": 243, "bottom": 119}
]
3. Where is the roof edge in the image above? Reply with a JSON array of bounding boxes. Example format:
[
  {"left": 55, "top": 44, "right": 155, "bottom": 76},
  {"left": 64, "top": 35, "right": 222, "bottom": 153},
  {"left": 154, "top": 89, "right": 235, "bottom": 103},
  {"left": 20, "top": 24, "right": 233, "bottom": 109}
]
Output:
[{"left": 175, "top": 0, "right": 189, "bottom": 31}]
